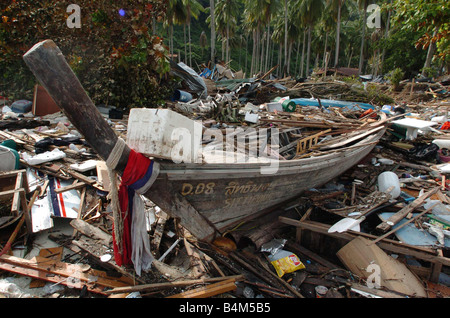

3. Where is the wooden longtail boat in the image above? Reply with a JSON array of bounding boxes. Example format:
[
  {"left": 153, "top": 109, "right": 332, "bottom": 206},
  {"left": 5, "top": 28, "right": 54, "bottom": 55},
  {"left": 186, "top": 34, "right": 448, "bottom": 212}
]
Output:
[{"left": 23, "top": 40, "right": 386, "bottom": 243}]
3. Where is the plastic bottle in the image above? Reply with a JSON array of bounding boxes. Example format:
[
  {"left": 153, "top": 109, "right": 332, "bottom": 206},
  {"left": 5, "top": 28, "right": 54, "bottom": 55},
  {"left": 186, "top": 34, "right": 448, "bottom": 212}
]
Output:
[{"left": 378, "top": 171, "right": 401, "bottom": 199}]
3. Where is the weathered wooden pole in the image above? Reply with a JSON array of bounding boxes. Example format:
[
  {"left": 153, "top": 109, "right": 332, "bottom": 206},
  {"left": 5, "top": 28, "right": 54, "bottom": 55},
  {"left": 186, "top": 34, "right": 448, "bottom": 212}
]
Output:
[
  {"left": 23, "top": 40, "right": 130, "bottom": 173},
  {"left": 23, "top": 40, "right": 218, "bottom": 242}
]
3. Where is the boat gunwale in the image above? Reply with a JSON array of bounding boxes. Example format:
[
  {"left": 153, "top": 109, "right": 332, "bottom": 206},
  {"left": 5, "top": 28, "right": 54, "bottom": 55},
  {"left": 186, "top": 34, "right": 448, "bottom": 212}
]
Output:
[{"left": 153, "top": 127, "right": 386, "bottom": 174}]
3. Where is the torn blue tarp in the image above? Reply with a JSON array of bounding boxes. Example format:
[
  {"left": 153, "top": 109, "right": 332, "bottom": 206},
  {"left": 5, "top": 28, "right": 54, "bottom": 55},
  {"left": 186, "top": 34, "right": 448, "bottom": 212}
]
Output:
[{"left": 290, "top": 98, "right": 375, "bottom": 111}]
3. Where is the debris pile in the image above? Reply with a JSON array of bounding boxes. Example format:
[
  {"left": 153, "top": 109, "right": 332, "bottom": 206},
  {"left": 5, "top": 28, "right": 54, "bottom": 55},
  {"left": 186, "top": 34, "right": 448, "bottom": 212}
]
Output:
[{"left": 0, "top": 59, "right": 449, "bottom": 300}]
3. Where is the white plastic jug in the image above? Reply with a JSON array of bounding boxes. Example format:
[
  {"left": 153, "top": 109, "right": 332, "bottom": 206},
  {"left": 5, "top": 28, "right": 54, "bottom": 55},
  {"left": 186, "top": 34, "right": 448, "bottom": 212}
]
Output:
[{"left": 378, "top": 171, "right": 401, "bottom": 199}]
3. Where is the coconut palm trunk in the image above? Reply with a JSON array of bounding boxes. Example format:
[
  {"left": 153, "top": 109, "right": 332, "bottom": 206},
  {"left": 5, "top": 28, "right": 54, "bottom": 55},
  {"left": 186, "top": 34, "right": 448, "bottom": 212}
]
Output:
[
  {"left": 284, "top": 0, "right": 288, "bottom": 77},
  {"left": 210, "top": 0, "right": 216, "bottom": 65},
  {"left": 334, "top": 0, "right": 342, "bottom": 68},
  {"left": 358, "top": 0, "right": 368, "bottom": 75},
  {"left": 306, "top": 26, "right": 312, "bottom": 77},
  {"left": 300, "top": 29, "right": 306, "bottom": 77}
]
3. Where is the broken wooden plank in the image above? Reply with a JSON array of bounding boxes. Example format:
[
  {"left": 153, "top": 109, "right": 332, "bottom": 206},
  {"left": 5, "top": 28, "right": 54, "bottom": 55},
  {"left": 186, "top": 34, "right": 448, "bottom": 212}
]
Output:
[
  {"left": 0, "top": 257, "right": 106, "bottom": 294},
  {"left": 152, "top": 210, "right": 168, "bottom": 257},
  {"left": 29, "top": 246, "right": 64, "bottom": 288},
  {"left": 279, "top": 217, "right": 450, "bottom": 268},
  {"left": 166, "top": 278, "right": 238, "bottom": 298},
  {"left": 184, "top": 238, "right": 208, "bottom": 278},
  {"left": 11, "top": 170, "right": 25, "bottom": 216},
  {"left": 0, "top": 187, "right": 32, "bottom": 236},
  {"left": 104, "top": 275, "right": 244, "bottom": 295},
  {"left": 369, "top": 203, "right": 439, "bottom": 246},
  {"left": 70, "top": 236, "right": 141, "bottom": 284},
  {"left": 0, "top": 254, "right": 134, "bottom": 294},
  {"left": 376, "top": 187, "right": 440, "bottom": 233},
  {"left": 72, "top": 186, "right": 86, "bottom": 237},
  {"left": 54, "top": 181, "right": 85, "bottom": 194},
  {"left": 0, "top": 188, "right": 39, "bottom": 256},
  {"left": 66, "top": 169, "right": 96, "bottom": 185},
  {"left": 70, "top": 218, "right": 112, "bottom": 246}
]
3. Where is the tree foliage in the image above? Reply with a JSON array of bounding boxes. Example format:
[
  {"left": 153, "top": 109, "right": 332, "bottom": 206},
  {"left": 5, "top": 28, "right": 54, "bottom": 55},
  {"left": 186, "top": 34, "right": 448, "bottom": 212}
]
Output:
[
  {"left": 1, "top": 0, "right": 172, "bottom": 109},
  {"left": 387, "top": 0, "right": 450, "bottom": 66}
]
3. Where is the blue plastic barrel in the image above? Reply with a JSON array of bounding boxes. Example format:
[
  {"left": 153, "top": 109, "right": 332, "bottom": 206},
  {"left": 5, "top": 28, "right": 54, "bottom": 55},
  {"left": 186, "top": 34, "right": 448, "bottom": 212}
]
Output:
[{"left": 172, "top": 90, "right": 193, "bottom": 102}]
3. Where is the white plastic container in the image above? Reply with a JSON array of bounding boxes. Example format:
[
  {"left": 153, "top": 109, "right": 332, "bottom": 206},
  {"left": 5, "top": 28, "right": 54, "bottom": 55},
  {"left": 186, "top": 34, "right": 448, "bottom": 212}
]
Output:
[
  {"left": 127, "top": 108, "right": 202, "bottom": 163},
  {"left": 378, "top": 171, "right": 401, "bottom": 199}
]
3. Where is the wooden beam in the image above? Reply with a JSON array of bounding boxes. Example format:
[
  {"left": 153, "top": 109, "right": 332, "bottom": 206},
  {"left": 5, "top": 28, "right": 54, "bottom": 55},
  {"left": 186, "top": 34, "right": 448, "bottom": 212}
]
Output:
[
  {"left": 152, "top": 211, "right": 168, "bottom": 258},
  {"left": 369, "top": 203, "right": 438, "bottom": 245},
  {"left": 70, "top": 218, "right": 112, "bottom": 246},
  {"left": 376, "top": 187, "right": 440, "bottom": 233},
  {"left": 104, "top": 275, "right": 244, "bottom": 295},
  {"left": 0, "top": 254, "right": 134, "bottom": 294},
  {"left": 23, "top": 40, "right": 125, "bottom": 166},
  {"left": 279, "top": 217, "right": 450, "bottom": 267},
  {"left": 11, "top": 170, "right": 24, "bottom": 216},
  {"left": 166, "top": 278, "right": 238, "bottom": 298},
  {"left": 54, "top": 181, "right": 85, "bottom": 194},
  {"left": 72, "top": 186, "right": 86, "bottom": 238}
]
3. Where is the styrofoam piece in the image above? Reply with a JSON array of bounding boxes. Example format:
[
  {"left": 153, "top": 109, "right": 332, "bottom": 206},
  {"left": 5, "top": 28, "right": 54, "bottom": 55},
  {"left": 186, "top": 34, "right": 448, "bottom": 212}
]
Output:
[
  {"left": 127, "top": 108, "right": 202, "bottom": 163},
  {"left": 22, "top": 148, "right": 66, "bottom": 165},
  {"left": 69, "top": 159, "right": 98, "bottom": 172}
]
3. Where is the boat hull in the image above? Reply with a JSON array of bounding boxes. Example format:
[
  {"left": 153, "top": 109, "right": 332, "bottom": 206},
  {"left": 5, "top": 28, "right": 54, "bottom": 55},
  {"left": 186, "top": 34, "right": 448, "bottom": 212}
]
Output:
[{"left": 145, "top": 129, "right": 385, "bottom": 241}]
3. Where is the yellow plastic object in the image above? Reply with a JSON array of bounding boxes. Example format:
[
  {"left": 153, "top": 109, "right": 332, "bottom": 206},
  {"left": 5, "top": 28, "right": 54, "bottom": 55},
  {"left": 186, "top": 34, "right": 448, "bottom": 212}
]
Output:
[{"left": 269, "top": 250, "right": 305, "bottom": 277}]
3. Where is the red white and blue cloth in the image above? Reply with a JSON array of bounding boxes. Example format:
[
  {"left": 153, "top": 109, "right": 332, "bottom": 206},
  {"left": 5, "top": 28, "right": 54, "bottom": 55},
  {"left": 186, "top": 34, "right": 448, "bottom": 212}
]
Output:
[{"left": 111, "top": 147, "right": 159, "bottom": 276}]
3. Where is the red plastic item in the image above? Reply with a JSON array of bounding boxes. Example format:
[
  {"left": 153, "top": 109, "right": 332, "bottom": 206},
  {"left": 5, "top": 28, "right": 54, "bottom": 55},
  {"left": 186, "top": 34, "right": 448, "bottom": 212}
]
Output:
[{"left": 440, "top": 122, "right": 450, "bottom": 130}]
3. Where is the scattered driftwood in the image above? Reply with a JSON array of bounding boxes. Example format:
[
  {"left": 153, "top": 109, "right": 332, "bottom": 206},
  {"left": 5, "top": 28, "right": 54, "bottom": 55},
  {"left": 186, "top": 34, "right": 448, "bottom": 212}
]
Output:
[
  {"left": 104, "top": 275, "right": 244, "bottom": 296},
  {"left": 0, "top": 254, "right": 134, "bottom": 295}
]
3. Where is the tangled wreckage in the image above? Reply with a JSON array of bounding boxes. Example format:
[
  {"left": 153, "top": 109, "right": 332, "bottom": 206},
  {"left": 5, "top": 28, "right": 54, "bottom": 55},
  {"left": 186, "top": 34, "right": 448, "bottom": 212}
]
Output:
[{"left": 0, "top": 39, "right": 449, "bottom": 299}]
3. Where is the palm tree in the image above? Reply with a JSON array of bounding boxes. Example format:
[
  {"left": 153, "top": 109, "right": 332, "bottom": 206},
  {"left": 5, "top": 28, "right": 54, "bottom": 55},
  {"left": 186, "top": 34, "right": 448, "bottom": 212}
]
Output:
[
  {"left": 319, "top": 5, "right": 336, "bottom": 69},
  {"left": 284, "top": 0, "right": 288, "bottom": 76},
  {"left": 213, "top": 0, "right": 239, "bottom": 64},
  {"left": 183, "top": 0, "right": 204, "bottom": 67},
  {"left": 381, "top": 0, "right": 393, "bottom": 69},
  {"left": 200, "top": 31, "right": 208, "bottom": 60},
  {"left": 294, "top": 0, "right": 325, "bottom": 77},
  {"left": 210, "top": 0, "right": 216, "bottom": 66},
  {"left": 260, "top": 0, "right": 281, "bottom": 74},
  {"left": 357, "top": 0, "right": 369, "bottom": 75},
  {"left": 327, "top": 0, "right": 345, "bottom": 68},
  {"left": 272, "top": 3, "right": 299, "bottom": 76},
  {"left": 243, "top": 1, "right": 265, "bottom": 76},
  {"left": 165, "top": 0, "right": 187, "bottom": 60}
]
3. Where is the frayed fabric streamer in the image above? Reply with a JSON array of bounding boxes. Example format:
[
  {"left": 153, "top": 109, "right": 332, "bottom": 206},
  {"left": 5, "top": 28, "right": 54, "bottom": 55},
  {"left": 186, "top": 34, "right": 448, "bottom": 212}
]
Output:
[{"left": 106, "top": 138, "right": 159, "bottom": 275}]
